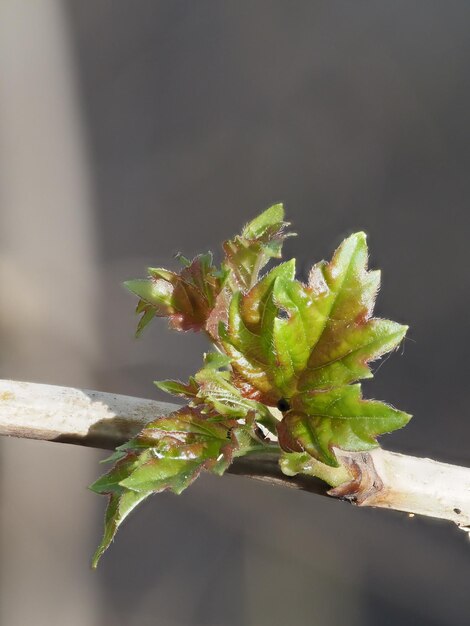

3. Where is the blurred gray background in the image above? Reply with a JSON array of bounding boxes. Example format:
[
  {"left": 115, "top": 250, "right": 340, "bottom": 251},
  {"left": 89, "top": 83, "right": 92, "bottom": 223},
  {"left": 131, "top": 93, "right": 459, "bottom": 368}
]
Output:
[{"left": 1, "top": 1, "right": 470, "bottom": 624}]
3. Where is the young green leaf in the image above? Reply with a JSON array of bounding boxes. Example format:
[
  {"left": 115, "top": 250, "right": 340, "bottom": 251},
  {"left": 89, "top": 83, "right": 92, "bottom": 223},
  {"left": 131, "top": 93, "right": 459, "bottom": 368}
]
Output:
[
  {"left": 222, "top": 203, "right": 295, "bottom": 291},
  {"left": 157, "top": 352, "right": 276, "bottom": 428},
  {"left": 219, "top": 231, "right": 410, "bottom": 464},
  {"left": 91, "top": 491, "right": 149, "bottom": 569},
  {"left": 124, "top": 204, "right": 294, "bottom": 338},
  {"left": 125, "top": 252, "right": 227, "bottom": 336},
  {"left": 280, "top": 385, "right": 410, "bottom": 466},
  {"left": 90, "top": 405, "right": 242, "bottom": 567}
]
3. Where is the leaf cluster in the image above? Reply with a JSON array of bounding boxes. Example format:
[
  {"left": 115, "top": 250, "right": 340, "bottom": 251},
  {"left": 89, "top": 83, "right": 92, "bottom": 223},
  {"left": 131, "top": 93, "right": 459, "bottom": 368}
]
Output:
[{"left": 91, "top": 204, "right": 410, "bottom": 566}]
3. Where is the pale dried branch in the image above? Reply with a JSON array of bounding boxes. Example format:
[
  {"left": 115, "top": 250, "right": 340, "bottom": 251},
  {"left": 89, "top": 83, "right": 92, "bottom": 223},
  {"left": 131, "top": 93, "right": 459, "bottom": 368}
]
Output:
[{"left": 1, "top": 379, "right": 469, "bottom": 534}]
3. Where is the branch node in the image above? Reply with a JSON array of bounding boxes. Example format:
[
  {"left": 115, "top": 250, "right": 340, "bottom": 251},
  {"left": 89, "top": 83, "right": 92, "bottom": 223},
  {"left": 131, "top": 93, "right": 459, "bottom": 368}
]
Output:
[{"left": 328, "top": 452, "right": 384, "bottom": 504}]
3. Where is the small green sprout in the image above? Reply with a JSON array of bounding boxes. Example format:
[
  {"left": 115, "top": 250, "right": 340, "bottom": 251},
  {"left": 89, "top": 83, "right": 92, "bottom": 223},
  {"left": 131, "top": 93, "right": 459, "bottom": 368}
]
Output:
[{"left": 90, "top": 204, "right": 410, "bottom": 567}]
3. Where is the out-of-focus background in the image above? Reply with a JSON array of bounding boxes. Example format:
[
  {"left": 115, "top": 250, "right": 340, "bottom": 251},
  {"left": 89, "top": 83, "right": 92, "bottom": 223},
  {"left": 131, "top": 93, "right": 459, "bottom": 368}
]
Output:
[{"left": 1, "top": 1, "right": 470, "bottom": 624}]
